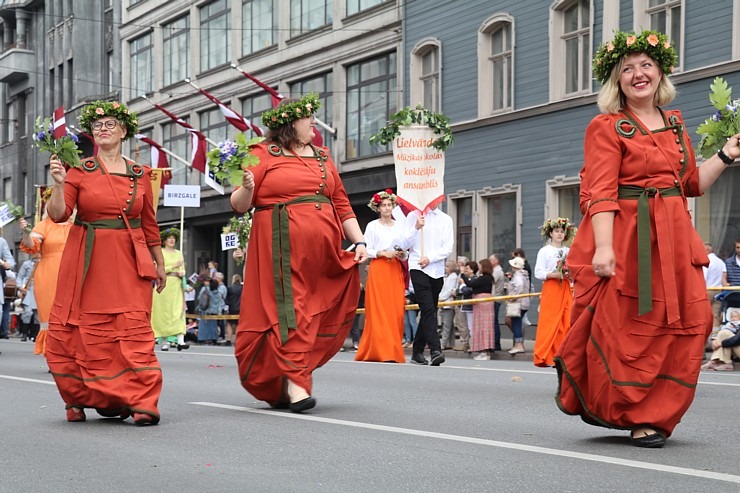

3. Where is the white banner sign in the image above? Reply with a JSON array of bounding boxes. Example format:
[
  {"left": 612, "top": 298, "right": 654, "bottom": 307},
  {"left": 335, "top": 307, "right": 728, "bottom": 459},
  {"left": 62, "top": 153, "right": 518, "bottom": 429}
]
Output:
[
  {"left": 204, "top": 162, "right": 225, "bottom": 195},
  {"left": 392, "top": 125, "right": 445, "bottom": 212},
  {"left": 163, "top": 185, "right": 201, "bottom": 208},
  {"left": 221, "top": 232, "right": 238, "bottom": 251},
  {"left": 0, "top": 204, "right": 14, "bottom": 228}
]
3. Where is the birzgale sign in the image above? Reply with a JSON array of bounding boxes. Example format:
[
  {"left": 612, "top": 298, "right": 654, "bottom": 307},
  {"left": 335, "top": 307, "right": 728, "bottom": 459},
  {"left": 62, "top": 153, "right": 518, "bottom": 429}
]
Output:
[{"left": 163, "top": 185, "right": 201, "bottom": 207}]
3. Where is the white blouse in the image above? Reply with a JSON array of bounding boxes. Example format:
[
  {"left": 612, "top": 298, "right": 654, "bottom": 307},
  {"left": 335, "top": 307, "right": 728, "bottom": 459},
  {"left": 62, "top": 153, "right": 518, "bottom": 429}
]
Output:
[
  {"left": 534, "top": 244, "right": 570, "bottom": 281},
  {"left": 364, "top": 219, "right": 405, "bottom": 259}
]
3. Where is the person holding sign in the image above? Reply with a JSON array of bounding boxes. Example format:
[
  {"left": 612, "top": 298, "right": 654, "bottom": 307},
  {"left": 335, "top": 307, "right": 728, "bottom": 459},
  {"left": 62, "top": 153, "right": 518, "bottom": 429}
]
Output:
[
  {"left": 354, "top": 189, "right": 406, "bottom": 363},
  {"left": 151, "top": 228, "right": 189, "bottom": 352},
  {"left": 45, "top": 100, "right": 166, "bottom": 426},
  {"left": 231, "top": 94, "right": 367, "bottom": 413}
]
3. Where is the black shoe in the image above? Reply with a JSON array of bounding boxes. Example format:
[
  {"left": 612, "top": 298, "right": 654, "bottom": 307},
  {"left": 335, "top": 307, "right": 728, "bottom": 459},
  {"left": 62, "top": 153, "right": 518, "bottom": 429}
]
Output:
[
  {"left": 289, "top": 396, "right": 316, "bottom": 413},
  {"left": 177, "top": 343, "right": 190, "bottom": 351},
  {"left": 410, "top": 353, "right": 428, "bottom": 365},
  {"left": 430, "top": 351, "right": 446, "bottom": 366},
  {"left": 630, "top": 428, "right": 666, "bottom": 448}
]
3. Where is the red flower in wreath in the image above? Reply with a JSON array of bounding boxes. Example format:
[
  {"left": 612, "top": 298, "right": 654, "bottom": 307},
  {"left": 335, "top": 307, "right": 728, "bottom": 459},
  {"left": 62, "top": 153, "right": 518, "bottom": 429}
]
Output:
[
  {"left": 372, "top": 193, "right": 381, "bottom": 204},
  {"left": 385, "top": 188, "right": 393, "bottom": 194}
]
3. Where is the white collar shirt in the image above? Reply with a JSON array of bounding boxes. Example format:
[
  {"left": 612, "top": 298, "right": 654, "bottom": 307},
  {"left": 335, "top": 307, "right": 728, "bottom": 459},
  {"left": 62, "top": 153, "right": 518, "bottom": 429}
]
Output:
[{"left": 398, "top": 208, "right": 454, "bottom": 279}]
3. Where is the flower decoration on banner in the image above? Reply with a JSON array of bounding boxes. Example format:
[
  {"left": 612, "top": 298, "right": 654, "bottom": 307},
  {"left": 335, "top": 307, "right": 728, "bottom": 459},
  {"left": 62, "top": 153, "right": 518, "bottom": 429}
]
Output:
[
  {"left": 370, "top": 104, "right": 453, "bottom": 152},
  {"left": 696, "top": 77, "right": 740, "bottom": 159},
  {"left": 222, "top": 213, "right": 252, "bottom": 265},
  {"left": 367, "top": 188, "right": 397, "bottom": 213},
  {"left": 160, "top": 227, "right": 180, "bottom": 244},
  {"left": 261, "top": 94, "right": 321, "bottom": 130},
  {"left": 207, "top": 133, "right": 264, "bottom": 186},
  {"left": 541, "top": 217, "right": 577, "bottom": 244},
  {"left": 32, "top": 117, "right": 82, "bottom": 168},
  {"left": 2, "top": 200, "right": 31, "bottom": 233},
  {"left": 592, "top": 30, "right": 676, "bottom": 84},
  {"left": 79, "top": 100, "right": 139, "bottom": 139}
]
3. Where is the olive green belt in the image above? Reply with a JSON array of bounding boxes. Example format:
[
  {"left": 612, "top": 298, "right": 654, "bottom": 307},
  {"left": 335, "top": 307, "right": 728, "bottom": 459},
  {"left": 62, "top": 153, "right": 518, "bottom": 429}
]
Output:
[
  {"left": 255, "top": 194, "right": 331, "bottom": 345},
  {"left": 74, "top": 217, "right": 141, "bottom": 286},
  {"left": 617, "top": 185, "right": 682, "bottom": 319}
]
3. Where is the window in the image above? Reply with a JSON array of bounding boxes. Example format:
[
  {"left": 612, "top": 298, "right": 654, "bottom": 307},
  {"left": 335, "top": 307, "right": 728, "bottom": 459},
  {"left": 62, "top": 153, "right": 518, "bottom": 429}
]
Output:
[
  {"left": 479, "top": 15, "right": 513, "bottom": 115},
  {"left": 200, "top": 0, "right": 230, "bottom": 72},
  {"left": 290, "top": 0, "right": 332, "bottom": 37},
  {"left": 455, "top": 197, "right": 473, "bottom": 260},
  {"left": 243, "top": 0, "right": 276, "bottom": 55},
  {"left": 130, "top": 33, "right": 153, "bottom": 97},
  {"left": 637, "top": 0, "right": 683, "bottom": 67},
  {"left": 16, "top": 92, "right": 26, "bottom": 137},
  {"left": 3, "top": 177, "right": 11, "bottom": 202},
  {"left": 5, "top": 99, "right": 14, "bottom": 143},
  {"left": 546, "top": 176, "right": 583, "bottom": 230},
  {"left": 346, "top": 52, "right": 397, "bottom": 159},
  {"left": 410, "top": 42, "right": 440, "bottom": 112},
  {"left": 735, "top": 0, "right": 740, "bottom": 60},
  {"left": 22, "top": 172, "right": 28, "bottom": 214},
  {"left": 242, "top": 93, "right": 273, "bottom": 133},
  {"left": 66, "top": 59, "right": 74, "bottom": 109},
  {"left": 200, "top": 108, "right": 231, "bottom": 145},
  {"left": 163, "top": 16, "right": 190, "bottom": 87},
  {"left": 291, "top": 72, "right": 333, "bottom": 145},
  {"left": 485, "top": 192, "right": 518, "bottom": 261},
  {"left": 347, "top": 0, "right": 384, "bottom": 16},
  {"left": 162, "top": 121, "right": 191, "bottom": 185},
  {"left": 550, "top": 0, "right": 591, "bottom": 99},
  {"left": 694, "top": 164, "right": 740, "bottom": 260}
]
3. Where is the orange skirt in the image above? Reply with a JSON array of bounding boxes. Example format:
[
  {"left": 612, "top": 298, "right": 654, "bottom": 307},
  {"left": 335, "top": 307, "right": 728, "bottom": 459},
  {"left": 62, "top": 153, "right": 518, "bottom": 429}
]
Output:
[
  {"left": 46, "top": 312, "right": 162, "bottom": 420},
  {"left": 533, "top": 279, "right": 572, "bottom": 367},
  {"left": 355, "top": 258, "right": 405, "bottom": 363}
]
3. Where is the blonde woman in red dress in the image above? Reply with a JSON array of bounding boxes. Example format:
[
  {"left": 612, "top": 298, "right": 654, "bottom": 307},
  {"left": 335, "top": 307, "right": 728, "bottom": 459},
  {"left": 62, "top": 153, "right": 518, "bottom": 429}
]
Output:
[
  {"left": 46, "top": 101, "right": 165, "bottom": 425},
  {"left": 555, "top": 31, "right": 740, "bottom": 448}
]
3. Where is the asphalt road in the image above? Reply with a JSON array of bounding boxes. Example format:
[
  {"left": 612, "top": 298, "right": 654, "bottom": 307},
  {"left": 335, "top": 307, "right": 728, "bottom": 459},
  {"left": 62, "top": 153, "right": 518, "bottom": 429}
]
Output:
[{"left": 1, "top": 340, "right": 738, "bottom": 493}]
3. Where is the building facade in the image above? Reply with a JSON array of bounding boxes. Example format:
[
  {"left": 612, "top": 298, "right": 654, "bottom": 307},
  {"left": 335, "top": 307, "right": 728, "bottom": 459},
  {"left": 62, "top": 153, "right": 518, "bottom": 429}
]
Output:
[{"left": 404, "top": 0, "right": 740, "bottom": 320}]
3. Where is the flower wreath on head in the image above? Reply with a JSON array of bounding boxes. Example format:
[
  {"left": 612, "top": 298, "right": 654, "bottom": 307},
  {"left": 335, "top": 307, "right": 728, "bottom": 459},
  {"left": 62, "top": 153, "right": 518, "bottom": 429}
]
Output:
[
  {"left": 367, "top": 189, "right": 397, "bottom": 214},
  {"left": 79, "top": 100, "right": 139, "bottom": 140},
  {"left": 160, "top": 227, "right": 180, "bottom": 244},
  {"left": 541, "top": 217, "right": 577, "bottom": 243},
  {"left": 261, "top": 94, "right": 321, "bottom": 130},
  {"left": 593, "top": 30, "right": 677, "bottom": 84}
]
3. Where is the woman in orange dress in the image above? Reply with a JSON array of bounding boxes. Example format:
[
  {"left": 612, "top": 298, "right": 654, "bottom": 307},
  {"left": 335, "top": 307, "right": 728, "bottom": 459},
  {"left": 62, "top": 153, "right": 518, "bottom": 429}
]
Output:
[
  {"left": 355, "top": 189, "right": 406, "bottom": 363},
  {"left": 231, "top": 94, "right": 367, "bottom": 413},
  {"left": 46, "top": 100, "right": 166, "bottom": 425},
  {"left": 18, "top": 210, "right": 73, "bottom": 356},
  {"left": 554, "top": 30, "right": 740, "bottom": 447}
]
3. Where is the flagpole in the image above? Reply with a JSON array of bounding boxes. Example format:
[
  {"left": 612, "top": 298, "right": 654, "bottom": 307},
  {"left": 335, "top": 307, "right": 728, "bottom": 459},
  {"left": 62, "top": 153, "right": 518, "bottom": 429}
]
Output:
[{"left": 229, "top": 63, "right": 337, "bottom": 137}]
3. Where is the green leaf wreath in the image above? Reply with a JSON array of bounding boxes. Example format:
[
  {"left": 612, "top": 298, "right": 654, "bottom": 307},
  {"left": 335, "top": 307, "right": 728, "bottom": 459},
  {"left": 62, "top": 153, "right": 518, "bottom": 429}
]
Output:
[
  {"left": 370, "top": 104, "right": 453, "bottom": 152},
  {"left": 696, "top": 77, "right": 740, "bottom": 159},
  {"left": 207, "top": 133, "right": 264, "bottom": 186},
  {"left": 222, "top": 213, "right": 252, "bottom": 265},
  {"left": 32, "top": 116, "right": 82, "bottom": 168}
]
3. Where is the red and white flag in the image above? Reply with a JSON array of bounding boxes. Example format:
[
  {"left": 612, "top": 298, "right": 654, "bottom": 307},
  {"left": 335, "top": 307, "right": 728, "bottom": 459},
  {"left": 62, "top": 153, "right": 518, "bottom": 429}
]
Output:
[
  {"left": 135, "top": 134, "right": 171, "bottom": 188},
  {"left": 148, "top": 101, "right": 208, "bottom": 173},
  {"left": 194, "top": 86, "right": 263, "bottom": 136},
  {"left": 53, "top": 106, "right": 67, "bottom": 139},
  {"left": 233, "top": 68, "right": 285, "bottom": 108}
]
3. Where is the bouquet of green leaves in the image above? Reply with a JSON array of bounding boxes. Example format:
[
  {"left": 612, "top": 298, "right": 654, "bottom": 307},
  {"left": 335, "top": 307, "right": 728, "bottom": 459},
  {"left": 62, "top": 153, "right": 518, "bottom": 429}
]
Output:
[
  {"left": 32, "top": 116, "right": 82, "bottom": 168},
  {"left": 222, "top": 213, "right": 252, "bottom": 265},
  {"left": 207, "top": 133, "right": 264, "bottom": 186},
  {"left": 3, "top": 200, "right": 32, "bottom": 233},
  {"left": 696, "top": 77, "right": 740, "bottom": 159},
  {"left": 369, "top": 104, "right": 453, "bottom": 152}
]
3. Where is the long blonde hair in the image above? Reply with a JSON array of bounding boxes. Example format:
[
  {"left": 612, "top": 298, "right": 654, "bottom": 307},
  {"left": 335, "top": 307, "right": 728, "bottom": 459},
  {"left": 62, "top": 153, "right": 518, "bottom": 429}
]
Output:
[{"left": 596, "top": 54, "right": 676, "bottom": 114}]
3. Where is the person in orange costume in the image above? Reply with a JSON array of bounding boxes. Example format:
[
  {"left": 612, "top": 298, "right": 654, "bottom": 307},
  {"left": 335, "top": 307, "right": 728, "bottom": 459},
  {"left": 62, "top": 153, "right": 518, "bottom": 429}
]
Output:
[
  {"left": 355, "top": 189, "right": 406, "bottom": 363},
  {"left": 45, "top": 100, "right": 166, "bottom": 426},
  {"left": 554, "top": 30, "right": 740, "bottom": 448},
  {"left": 18, "top": 208, "right": 73, "bottom": 357},
  {"left": 231, "top": 94, "right": 367, "bottom": 413}
]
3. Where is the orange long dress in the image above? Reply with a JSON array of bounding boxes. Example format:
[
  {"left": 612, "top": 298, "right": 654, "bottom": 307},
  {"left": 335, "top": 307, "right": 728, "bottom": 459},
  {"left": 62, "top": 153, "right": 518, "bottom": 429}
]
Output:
[
  {"left": 234, "top": 144, "right": 360, "bottom": 405},
  {"left": 19, "top": 218, "right": 72, "bottom": 356},
  {"left": 555, "top": 109, "right": 712, "bottom": 437},
  {"left": 46, "top": 158, "right": 163, "bottom": 421}
]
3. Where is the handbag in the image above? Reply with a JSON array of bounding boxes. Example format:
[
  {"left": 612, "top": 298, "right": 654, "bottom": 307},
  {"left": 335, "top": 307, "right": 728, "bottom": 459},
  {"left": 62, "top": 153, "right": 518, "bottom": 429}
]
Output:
[
  {"left": 3, "top": 277, "right": 17, "bottom": 298},
  {"left": 506, "top": 301, "right": 521, "bottom": 318}
]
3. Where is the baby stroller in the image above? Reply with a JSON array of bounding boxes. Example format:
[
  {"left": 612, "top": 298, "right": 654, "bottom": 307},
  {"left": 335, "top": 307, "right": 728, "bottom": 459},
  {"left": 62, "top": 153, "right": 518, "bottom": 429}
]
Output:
[{"left": 717, "top": 291, "right": 740, "bottom": 325}]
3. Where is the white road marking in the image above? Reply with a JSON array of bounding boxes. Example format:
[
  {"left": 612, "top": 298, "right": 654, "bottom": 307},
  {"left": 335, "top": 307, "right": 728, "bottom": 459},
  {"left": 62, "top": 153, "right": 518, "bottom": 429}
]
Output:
[
  {"left": 0, "top": 375, "right": 55, "bottom": 385},
  {"left": 191, "top": 400, "right": 740, "bottom": 485}
]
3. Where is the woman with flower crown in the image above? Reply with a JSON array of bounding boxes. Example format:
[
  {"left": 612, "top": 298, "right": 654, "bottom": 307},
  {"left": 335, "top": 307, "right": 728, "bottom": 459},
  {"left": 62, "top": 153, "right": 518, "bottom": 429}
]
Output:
[
  {"left": 354, "top": 189, "right": 406, "bottom": 363},
  {"left": 45, "top": 100, "right": 166, "bottom": 426},
  {"left": 231, "top": 94, "right": 368, "bottom": 413},
  {"left": 532, "top": 218, "right": 574, "bottom": 368},
  {"left": 555, "top": 31, "right": 740, "bottom": 448},
  {"left": 151, "top": 228, "right": 189, "bottom": 352}
]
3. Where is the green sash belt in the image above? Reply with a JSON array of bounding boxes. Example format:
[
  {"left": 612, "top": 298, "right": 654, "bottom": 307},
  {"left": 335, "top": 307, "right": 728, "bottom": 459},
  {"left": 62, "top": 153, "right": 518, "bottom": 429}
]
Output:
[
  {"left": 75, "top": 217, "right": 141, "bottom": 286},
  {"left": 617, "top": 185, "right": 682, "bottom": 317},
  {"left": 256, "top": 194, "right": 332, "bottom": 345}
]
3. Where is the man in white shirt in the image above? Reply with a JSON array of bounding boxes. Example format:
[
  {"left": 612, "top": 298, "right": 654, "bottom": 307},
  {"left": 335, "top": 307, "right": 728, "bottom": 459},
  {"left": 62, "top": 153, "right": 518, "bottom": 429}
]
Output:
[
  {"left": 704, "top": 242, "right": 728, "bottom": 331},
  {"left": 399, "top": 207, "right": 454, "bottom": 365}
]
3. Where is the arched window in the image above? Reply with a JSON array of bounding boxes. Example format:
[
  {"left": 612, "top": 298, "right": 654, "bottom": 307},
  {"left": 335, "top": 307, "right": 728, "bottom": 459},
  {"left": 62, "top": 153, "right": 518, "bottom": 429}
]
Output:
[
  {"left": 410, "top": 39, "right": 441, "bottom": 112},
  {"left": 478, "top": 14, "right": 514, "bottom": 116}
]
